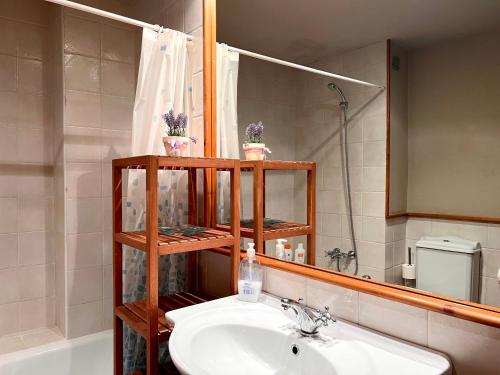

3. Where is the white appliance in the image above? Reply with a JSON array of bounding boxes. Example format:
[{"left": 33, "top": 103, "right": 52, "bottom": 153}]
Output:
[{"left": 416, "top": 236, "right": 481, "bottom": 302}]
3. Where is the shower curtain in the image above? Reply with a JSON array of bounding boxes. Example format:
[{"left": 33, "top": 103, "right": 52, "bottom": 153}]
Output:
[
  {"left": 216, "top": 43, "right": 240, "bottom": 223},
  {"left": 123, "top": 28, "right": 191, "bottom": 373}
]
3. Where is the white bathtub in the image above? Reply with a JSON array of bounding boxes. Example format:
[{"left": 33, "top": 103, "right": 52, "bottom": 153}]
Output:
[{"left": 0, "top": 330, "right": 113, "bottom": 375}]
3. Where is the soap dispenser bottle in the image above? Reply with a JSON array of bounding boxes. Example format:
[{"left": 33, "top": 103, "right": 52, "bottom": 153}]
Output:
[
  {"left": 275, "top": 239, "right": 287, "bottom": 260},
  {"left": 237, "top": 242, "right": 263, "bottom": 302}
]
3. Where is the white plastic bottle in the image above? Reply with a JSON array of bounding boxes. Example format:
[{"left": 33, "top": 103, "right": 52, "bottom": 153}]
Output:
[
  {"left": 294, "top": 243, "right": 305, "bottom": 263},
  {"left": 284, "top": 243, "right": 293, "bottom": 261},
  {"left": 237, "top": 243, "right": 263, "bottom": 302},
  {"left": 275, "top": 239, "right": 287, "bottom": 260}
]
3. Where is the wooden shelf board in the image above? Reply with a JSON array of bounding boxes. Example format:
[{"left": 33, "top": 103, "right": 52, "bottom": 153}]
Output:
[
  {"left": 240, "top": 160, "right": 315, "bottom": 171},
  {"left": 112, "top": 155, "right": 237, "bottom": 170},
  {"left": 115, "top": 292, "right": 212, "bottom": 342},
  {"left": 217, "top": 221, "right": 312, "bottom": 240},
  {"left": 114, "top": 228, "right": 234, "bottom": 254}
]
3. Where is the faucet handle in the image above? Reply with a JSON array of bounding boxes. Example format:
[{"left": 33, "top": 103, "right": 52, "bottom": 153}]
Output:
[{"left": 320, "top": 306, "right": 336, "bottom": 326}]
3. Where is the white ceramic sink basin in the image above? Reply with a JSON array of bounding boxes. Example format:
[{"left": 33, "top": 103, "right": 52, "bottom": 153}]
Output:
[{"left": 166, "top": 295, "right": 451, "bottom": 375}]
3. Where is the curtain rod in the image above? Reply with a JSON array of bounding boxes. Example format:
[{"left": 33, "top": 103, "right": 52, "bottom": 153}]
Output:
[
  {"left": 43, "top": 0, "right": 193, "bottom": 40},
  {"left": 226, "top": 45, "right": 385, "bottom": 89}
]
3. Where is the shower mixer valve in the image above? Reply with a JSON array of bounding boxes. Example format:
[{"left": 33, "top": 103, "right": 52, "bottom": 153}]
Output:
[{"left": 325, "top": 248, "right": 356, "bottom": 260}]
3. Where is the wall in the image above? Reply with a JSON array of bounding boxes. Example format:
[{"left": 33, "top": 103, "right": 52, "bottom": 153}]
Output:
[
  {"left": 407, "top": 30, "right": 500, "bottom": 218},
  {"left": 262, "top": 266, "right": 500, "bottom": 375},
  {"left": 0, "top": 0, "right": 56, "bottom": 338}
]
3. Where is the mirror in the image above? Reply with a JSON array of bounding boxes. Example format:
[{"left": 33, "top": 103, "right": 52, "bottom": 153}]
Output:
[{"left": 215, "top": 0, "right": 500, "bottom": 309}]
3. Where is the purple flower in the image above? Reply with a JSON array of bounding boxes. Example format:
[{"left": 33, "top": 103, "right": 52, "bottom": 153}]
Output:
[
  {"left": 245, "top": 121, "right": 264, "bottom": 143},
  {"left": 162, "top": 109, "right": 189, "bottom": 137}
]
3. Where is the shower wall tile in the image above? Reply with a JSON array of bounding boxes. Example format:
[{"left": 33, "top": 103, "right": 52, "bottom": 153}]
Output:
[
  {"left": 0, "top": 94, "right": 17, "bottom": 126},
  {"left": 16, "top": 93, "right": 47, "bottom": 129},
  {"left": 64, "top": 54, "right": 100, "bottom": 93},
  {"left": 64, "top": 16, "right": 100, "bottom": 57},
  {"left": 0, "top": 198, "right": 18, "bottom": 233},
  {"left": 67, "top": 300, "right": 103, "bottom": 339},
  {"left": 66, "top": 162, "right": 102, "bottom": 198},
  {"left": 18, "top": 59, "right": 44, "bottom": 94},
  {"left": 18, "top": 196, "right": 53, "bottom": 232},
  {"left": 64, "top": 91, "right": 101, "bottom": 128},
  {"left": 19, "top": 264, "right": 54, "bottom": 300},
  {"left": 18, "top": 23, "right": 47, "bottom": 61},
  {"left": 0, "top": 55, "right": 17, "bottom": 92},
  {"left": 67, "top": 233, "right": 102, "bottom": 270},
  {"left": 19, "top": 231, "right": 53, "bottom": 266},
  {"left": 101, "top": 24, "right": 135, "bottom": 63},
  {"left": 0, "top": 125, "right": 17, "bottom": 161},
  {"left": 64, "top": 126, "right": 102, "bottom": 162},
  {"left": 0, "top": 19, "right": 18, "bottom": 56},
  {"left": 101, "top": 95, "right": 134, "bottom": 130},
  {"left": 67, "top": 266, "right": 103, "bottom": 306},
  {"left": 66, "top": 198, "right": 103, "bottom": 234},
  {"left": 0, "top": 234, "right": 18, "bottom": 269},
  {"left": 17, "top": 128, "right": 52, "bottom": 164},
  {"left": 18, "top": 297, "right": 55, "bottom": 331},
  {"left": 101, "top": 60, "right": 135, "bottom": 97},
  {"left": 0, "top": 303, "right": 19, "bottom": 336}
]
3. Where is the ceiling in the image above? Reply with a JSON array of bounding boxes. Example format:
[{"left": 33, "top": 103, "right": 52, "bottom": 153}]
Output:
[{"left": 217, "top": 0, "right": 500, "bottom": 64}]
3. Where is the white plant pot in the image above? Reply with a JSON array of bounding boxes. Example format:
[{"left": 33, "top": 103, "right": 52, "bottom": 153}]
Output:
[
  {"left": 163, "top": 136, "right": 190, "bottom": 157},
  {"left": 243, "top": 143, "right": 266, "bottom": 160}
]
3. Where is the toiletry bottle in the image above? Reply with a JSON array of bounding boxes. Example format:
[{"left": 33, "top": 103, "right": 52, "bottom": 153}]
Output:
[
  {"left": 284, "top": 243, "right": 293, "bottom": 261},
  {"left": 275, "top": 239, "right": 287, "bottom": 260},
  {"left": 238, "top": 243, "right": 263, "bottom": 302},
  {"left": 294, "top": 243, "right": 305, "bottom": 263}
]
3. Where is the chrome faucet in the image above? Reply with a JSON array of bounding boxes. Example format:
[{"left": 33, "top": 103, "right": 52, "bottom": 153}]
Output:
[{"left": 280, "top": 298, "right": 336, "bottom": 336}]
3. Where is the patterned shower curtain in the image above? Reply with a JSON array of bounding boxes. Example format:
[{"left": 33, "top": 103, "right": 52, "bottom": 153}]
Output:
[{"left": 122, "top": 27, "right": 191, "bottom": 373}]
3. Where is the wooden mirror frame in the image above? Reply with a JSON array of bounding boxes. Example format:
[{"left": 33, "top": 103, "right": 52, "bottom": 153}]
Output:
[{"left": 202, "top": 0, "right": 500, "bottom": 328}]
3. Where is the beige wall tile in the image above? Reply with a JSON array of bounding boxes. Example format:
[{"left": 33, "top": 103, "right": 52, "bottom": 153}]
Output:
[
  {"left": 66, "top": 197, "right": 103, "bottom": 234},
  {"left": 19, "top": 297, "right": 56, "bottom": 331},
  {"left": 65, "top": 90, "right": 101, "bottom": 128},
  {"left": 17, "top": 128, "right": 52, "bottom": 164},
  {"left": 0, "top": 302, "right": 19, "bottom": 335},
  {"left": 64, "top": 54, "right": 100, "bottom": 93},
  {"left": 67, "top": 301, "right": 103, "bottom": 339},
  {"left": 363, "top": 140, "right": 386, "bottom": 166},
  {"left": 64, "top": 126, "right": 101, "bottom": 162},
  {"left": 19, "top": 231, "right": 53, "bottom": 266},
  {"left": 66, "top": 162, "right": 102, "bottom": 198},
  {"left": 19, "top": 264, "right": 54, "bottom": 300},
  {"left": 362, "top": 192, "right": 385, "bottom": 217},
  {"left": 428, "top": 312, "right": 500, "bottom": 375},
  {"left": 64, "top": 15, "right": 100, "bottom": 57},
  {"left": 101, "top": 24, "right": 135, "bottom": 63},
  {"left": 101, "top": 60, "right": 135, "bottom": 97},
  {"left": 263, "top": 268, "right": 307, "bottom": 301},
  {"left": 0, "top": 125, "right": 18, "bottom": 162},
  {"left": 18, "top": 59, "right": 43, "bottom": 94},
  {"left": 0, "top": 19, "right": 18, "bottom": 57},
  {"left": 16, "top": 93, "right": 47, "bottom": 129},
  {"left": 67, "top": 266, "right": 103, "bottom": 305},
  {"left": 0, "top": 268, "right": 20, "bottom": 304},
  {"left": 0, "top": 197, "right": 18, "bottom": 233},
  {"left": 358, "top": 292, "right": 428, "bottom": 346},
  {"left": 101, "top": 95, "right": 133, "bottom": 130},
  {"left": 306, "top": 278, "right": 359, "bottom": 323},
  {"left": 18, "top": 23, "right": 46, "bottom": 61},
  {"left": 0, "top": 234, "right": 18, "bottom": 269},
  {"left": 0, "top": 55, "right": 17, "bottom": 92},
  {"left": 67, "top": 232, "right": 102, "bottom": 270},
  {"left": 18, "top": 196, "right": 53, "bottom": 232},
  {"left": 0, "top": 336, "right": 25, "bottom": 354},
  {"left": 21, "top": 327, "right": 62, "bottom": 348}
]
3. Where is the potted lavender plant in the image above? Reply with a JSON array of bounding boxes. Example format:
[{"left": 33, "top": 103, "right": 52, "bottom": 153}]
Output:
[
  {"left": 242, "top": 121, "right": 271, "bottom": 160},
  {"left": 162, "top": 109, "right": 196, "bottom": 157}
]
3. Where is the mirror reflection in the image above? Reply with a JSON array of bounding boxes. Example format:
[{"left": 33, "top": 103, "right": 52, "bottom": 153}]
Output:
[{"left": 216, "top": 0, "right": 500, "bottom": 308}]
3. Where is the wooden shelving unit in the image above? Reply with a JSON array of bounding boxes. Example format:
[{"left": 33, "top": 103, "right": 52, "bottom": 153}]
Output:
[
  {"left": 112, "top": 156, "right": 240, "bottom": 375},
  {"left": 218, "top": 160, "right": 316, "bottom": 265}
]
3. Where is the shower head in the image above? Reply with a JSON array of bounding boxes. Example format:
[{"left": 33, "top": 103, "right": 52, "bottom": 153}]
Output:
[{"left": 327, "top": 82, "right": 348, "bottom": 108}]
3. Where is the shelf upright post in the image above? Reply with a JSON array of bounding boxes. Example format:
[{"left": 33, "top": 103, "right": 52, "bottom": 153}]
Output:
[
  {"left": 113, "top": 163, "right": 124, "bottom": 375},
  {"left": 187, "top": 167, "right": 199, "bottom": 292},
  {"left": 145, "top": 156, "right": 159, "bottom": 375},
  {"left": 253, "top": 162, "right": 264, "bottom": 253},
  {"left": 307, "top": 164, "right": 316, "bottom": 266},
  {"left": 230, "top": 160, "right": 241, "bottom": 293}
]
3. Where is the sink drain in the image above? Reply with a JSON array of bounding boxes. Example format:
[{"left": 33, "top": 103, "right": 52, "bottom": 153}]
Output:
[{"left": 291, "top": 344, "right": 299, "bottom": 356}]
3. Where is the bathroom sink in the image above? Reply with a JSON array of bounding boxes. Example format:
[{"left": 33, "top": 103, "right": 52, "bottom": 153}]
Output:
[{"left": 166, "top": 295, "right": 451, "bottom": 375}]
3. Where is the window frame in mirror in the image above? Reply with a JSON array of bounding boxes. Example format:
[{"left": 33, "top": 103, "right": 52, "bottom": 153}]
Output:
[{"left": 202, "top": 2, "right": 500, "bottom": 328}]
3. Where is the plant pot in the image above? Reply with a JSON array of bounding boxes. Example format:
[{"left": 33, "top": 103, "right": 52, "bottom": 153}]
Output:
[
  {"left": 163, "top": 136, "right": 190, "bottom": 157},
  {"left": 243, "top": 143, "right": 266, "bottom": 160}
]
